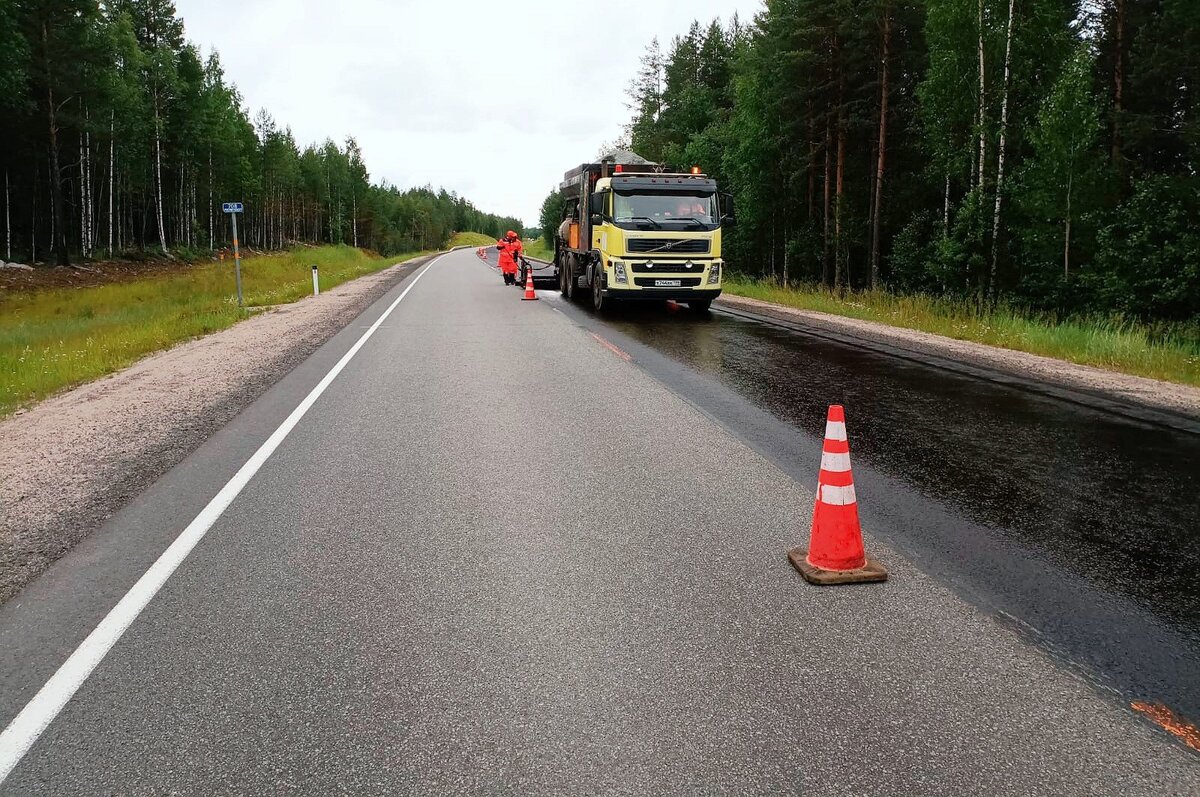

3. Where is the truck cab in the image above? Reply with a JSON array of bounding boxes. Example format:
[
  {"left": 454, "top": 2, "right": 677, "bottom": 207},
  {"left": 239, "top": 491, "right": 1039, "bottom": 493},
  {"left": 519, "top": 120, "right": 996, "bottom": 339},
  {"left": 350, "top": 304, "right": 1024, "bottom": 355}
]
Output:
[{"left": 556, "top": 152, "right": 735, "bottom": 313}]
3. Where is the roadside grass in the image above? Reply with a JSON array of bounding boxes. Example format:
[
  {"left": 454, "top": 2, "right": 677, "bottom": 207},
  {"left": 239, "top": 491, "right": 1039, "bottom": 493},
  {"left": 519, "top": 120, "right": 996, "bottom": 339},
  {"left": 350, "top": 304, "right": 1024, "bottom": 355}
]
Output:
[
  {"left": 522, "top": 237, "right": 553, "bottom": 261},
  {"left": 0, "top": 245, "right": 426, "bottom": 416},
  {"left": 723, "top": 277, "right": 1200, "bottom": 387},
  {"left": 450, "top": 231, "right": 553, "bottom": 261},
  {"left": 450, "top": 231, "right": 497, "bottom": 248}
]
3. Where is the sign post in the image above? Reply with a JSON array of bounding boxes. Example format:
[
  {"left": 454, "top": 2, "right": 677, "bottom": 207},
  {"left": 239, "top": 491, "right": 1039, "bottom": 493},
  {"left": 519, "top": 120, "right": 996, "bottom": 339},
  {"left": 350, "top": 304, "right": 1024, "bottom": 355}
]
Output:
[{"left": 222, "top": 202, "right": 245, "bottom": 307}]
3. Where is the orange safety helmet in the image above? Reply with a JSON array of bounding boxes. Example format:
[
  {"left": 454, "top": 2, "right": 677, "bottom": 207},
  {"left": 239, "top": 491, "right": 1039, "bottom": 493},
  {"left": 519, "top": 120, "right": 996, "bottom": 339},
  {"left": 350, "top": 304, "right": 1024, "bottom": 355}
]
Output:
[{"left": 506, "top": 230, "right": 518, "bottom": 239}]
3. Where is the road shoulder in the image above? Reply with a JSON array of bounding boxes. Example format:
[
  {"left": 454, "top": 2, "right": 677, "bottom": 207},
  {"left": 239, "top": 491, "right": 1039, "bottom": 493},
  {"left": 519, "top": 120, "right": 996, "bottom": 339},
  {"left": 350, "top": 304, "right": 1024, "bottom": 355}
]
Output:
[
  {"left": 0, "top": 253, "right": 437, "bottom": 606},
  {"left": 716, "top": 293, "right": 1200, "bottom": 429}
]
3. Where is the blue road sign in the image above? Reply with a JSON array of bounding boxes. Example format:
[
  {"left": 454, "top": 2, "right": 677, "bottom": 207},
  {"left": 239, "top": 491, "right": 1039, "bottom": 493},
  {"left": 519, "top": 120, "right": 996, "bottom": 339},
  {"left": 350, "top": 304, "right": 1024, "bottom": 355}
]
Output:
[{"left": 222, "top": 202, "right": 244, "bottom": 214}]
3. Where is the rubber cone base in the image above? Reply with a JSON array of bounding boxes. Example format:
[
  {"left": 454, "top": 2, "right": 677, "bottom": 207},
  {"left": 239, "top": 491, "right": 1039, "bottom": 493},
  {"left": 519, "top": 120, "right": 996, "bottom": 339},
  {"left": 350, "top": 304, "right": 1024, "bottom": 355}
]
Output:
[{"left": 788, "top": 547, "right": 888, "bottom": 585}]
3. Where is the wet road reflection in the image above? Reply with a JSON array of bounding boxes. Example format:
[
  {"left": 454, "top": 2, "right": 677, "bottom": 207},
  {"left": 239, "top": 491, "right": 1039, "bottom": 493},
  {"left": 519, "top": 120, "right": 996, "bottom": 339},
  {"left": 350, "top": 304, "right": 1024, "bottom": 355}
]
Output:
[{"left": 602, "top": 302, "right": 1200, "bottom": 638}]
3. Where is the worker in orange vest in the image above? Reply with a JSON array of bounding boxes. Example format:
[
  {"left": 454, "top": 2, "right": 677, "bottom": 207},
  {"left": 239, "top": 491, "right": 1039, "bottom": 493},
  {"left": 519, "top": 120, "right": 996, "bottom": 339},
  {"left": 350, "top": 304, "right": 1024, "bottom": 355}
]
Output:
[{"left": 496, "top": 230, "right": 523, "bottom": 286}]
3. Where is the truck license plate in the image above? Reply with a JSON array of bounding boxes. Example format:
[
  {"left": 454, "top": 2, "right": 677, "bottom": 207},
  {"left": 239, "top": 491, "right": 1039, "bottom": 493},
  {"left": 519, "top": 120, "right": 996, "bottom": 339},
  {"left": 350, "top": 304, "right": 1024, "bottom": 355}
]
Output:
[{"left": 654, "top": 279, "right": 682, "bottom": 287}]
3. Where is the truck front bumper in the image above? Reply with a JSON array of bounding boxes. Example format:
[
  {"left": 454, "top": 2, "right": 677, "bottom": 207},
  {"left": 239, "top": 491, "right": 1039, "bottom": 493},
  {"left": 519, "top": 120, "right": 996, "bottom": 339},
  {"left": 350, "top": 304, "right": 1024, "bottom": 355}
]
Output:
[{"left": 601, "top": 287, "right": 722, "bottom": 302}]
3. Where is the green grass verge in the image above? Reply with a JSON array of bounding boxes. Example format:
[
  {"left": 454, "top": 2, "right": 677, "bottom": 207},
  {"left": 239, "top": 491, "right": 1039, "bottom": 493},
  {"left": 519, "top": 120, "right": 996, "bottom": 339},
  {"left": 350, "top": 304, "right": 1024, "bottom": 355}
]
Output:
[
  {"left": 723, "top": 278, "right": 1200, "bottom": 387},
  {"left": 450, "top": 232, "right": 553, "bottom": 261},
  {"left": 522, "top": 237, "right": 553, "bottom": 261},
  {"left": 0, "top": 245, "right": 426, "bottom": 416},
  {"left": 449, "top": 231, "right": 498, "bottom": 248}
]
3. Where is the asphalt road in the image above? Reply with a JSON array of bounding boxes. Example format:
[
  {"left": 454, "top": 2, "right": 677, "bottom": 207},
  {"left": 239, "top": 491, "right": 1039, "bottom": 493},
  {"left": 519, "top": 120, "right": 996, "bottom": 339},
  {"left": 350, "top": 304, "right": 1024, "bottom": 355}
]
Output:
[
  {"left": 0, "top": 248, "right": 1197, "bottom": 794},
  {"left": 543, "top": 293, "right": 1200, "bottom": 728}
]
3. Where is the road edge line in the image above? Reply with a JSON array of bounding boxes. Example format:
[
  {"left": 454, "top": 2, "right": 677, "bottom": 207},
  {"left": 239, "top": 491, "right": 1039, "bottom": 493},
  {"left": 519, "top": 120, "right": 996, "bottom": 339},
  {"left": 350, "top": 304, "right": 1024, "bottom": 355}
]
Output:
[{"left": 0, "top": 253, "right": 445, "bottom": 785}]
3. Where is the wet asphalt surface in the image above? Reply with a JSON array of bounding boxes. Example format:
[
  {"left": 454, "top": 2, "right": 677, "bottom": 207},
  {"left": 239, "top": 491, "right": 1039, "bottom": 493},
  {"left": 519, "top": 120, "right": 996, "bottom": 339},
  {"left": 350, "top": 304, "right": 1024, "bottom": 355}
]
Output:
[{"left": 544, "top": 293, "right": 1200, "bottom": 727}]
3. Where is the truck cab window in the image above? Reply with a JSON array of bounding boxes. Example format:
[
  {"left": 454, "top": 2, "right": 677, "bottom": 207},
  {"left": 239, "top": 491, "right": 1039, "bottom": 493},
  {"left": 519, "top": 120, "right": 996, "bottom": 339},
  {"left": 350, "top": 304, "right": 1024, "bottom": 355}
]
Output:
[{"left": 613, "top": 192, "right": 717, "bottom": 230}]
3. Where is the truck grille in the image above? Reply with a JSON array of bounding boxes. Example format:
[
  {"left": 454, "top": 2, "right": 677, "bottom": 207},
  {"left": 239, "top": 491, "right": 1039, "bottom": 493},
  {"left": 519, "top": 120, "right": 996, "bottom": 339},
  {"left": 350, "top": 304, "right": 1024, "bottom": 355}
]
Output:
[
  {"left": 629, "top": 261, "right": 705, "bottom": 273},
  {"left": 633, "top": 277, "right": 703, "bottom": 288},
  {"left": 626, "top": 238, "right": 711, "bottom": 254}
]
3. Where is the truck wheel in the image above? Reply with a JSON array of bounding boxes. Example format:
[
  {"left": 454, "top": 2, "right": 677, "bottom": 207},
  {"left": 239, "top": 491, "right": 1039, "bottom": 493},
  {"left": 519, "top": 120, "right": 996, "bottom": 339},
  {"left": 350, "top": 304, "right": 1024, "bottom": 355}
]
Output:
[
  {"left": 592, "top": 270, "right": 608, "bottom": 313},
  {"left": 566, "top": 261, "right": 582, "bottom": 303},
  {"left": 559, "top": 259, "right": 569, "bottom": 296},
  {"left": 688, "top": 299, "right": 713, "bottom": 314}
]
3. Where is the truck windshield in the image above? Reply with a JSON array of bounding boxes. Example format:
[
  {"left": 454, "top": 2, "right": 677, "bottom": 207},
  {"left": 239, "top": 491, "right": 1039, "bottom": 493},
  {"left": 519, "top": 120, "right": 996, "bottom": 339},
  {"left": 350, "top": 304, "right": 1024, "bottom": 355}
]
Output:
[{"left": 613, "top": 192, "right": 718, "bottom": 230}]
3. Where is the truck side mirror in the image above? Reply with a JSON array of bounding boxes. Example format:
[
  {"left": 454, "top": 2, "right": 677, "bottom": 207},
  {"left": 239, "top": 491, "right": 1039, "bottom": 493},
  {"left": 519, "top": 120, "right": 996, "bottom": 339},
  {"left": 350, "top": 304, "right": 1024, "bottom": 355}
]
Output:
[
  {"left": 721, "top": 193, "right": 737, "bottom": 227},
  {"left": 589, "top": 192, "right": 605, "bottom": 220},
  {"left": 590, "top": 214, "right": 603, "bottom": 225}
]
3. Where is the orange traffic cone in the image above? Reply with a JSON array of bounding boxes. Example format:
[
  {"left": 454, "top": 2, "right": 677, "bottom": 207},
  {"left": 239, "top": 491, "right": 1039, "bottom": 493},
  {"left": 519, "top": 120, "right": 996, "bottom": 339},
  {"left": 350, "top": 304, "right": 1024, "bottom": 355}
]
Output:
[
  {"left": 521, "top": 264, "right": 538, "bottom": 301},
  {"left": 788, "top": 405, "right": 887, "bottom": 585}
]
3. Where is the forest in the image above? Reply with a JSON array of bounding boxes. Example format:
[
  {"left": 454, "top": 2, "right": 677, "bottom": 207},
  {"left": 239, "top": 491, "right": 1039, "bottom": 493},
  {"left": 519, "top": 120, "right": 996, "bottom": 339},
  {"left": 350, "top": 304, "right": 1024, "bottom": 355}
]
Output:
[
  {"left": 0, "top": 0, "right": 522, "bottom": 267},
  {"left": 542, "top": 0, "right": 1198, "bottom": 325}
]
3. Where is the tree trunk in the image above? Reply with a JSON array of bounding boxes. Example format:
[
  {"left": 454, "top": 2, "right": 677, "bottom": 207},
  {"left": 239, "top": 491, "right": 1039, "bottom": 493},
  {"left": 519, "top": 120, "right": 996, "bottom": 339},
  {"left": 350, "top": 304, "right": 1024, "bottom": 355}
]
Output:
[
  {"left": 822, "top": 116, "right": 832, "bottom": 288},
  {"left": 47, "top": 152, "right": 53, "bottom": 250},
  {"left": 31, "top": 163, "right": 37, "bottom": 263},
  {"left": 782, "top": 223, "right": 789, "bottom": 285},
  {"left": 177, "top": 157, "right": 184, "bottom": 244},
  {"left": 807, "top": 101, "right": 816, "bottom": 221},
  {"left": 80, "top": 126, "right": 92, "bottom": 258},
  {"left": 108, "top": 111, "right": 115, "bottom": 254},
  {"left": 770, "top": 214, "right": 776, "bottom": 281},
  {"left": 85, "top": 112, "right": 93, "bottom": 256},
  {"left": 870, "top": 4, "right": 891, "bottom": 291},
  {"left": 352, "top": 193, "right": 358, "bottom": 248},
  {"left": 970, "top": 111, "right": 979, "bottom": 190},
  {"left": 977, "top": 0, "right": 987, "bottom": 192},
  {"left": 79, "top": 131, "right": 86, "bottom": 257},
  {"left": 4, "top": 169, "right": 10, "bottom": 261},
  {"left": 989, "top": 0, "right": 1016, "bottom": 302},
  {"left": 835, "top": 104, "right": 846, "bottom": 295},
  {"left": 1111, "top": 0, "right": 1125, "bottom": 172},
  {"left": 153, "top": 97, "right": 168, "bottom": 254},
  {"left": 943, "top": 172, "right": 951, "bottom": 236},
  {"left": 191, "top": 169, "right": 197, "bottom": 247},
  {"left": 1064, "top": 172, "right": 1072, "bottom": 278},
  {"left": 208, "top": 147, "right": 213, "bottom": 249},
  {"left": 42, "top": 23, "right": 69, "bottom": 266}
]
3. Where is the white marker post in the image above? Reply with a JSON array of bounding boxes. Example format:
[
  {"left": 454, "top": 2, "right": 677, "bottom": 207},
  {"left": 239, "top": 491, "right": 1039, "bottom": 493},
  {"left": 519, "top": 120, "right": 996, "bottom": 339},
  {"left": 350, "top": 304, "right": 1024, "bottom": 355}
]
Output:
[
  {"left": 222, "top": 202, "right": 245, "bottom": 307},
  {"left": 312, "top": 264, "right": 320, "bottom": 296}
]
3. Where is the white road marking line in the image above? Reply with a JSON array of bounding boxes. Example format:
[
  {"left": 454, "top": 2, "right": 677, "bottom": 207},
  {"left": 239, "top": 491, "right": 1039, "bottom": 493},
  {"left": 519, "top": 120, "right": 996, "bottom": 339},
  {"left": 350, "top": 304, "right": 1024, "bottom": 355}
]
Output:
[{"left": 0, "top": 254, "right": 443, "bottom": 785}]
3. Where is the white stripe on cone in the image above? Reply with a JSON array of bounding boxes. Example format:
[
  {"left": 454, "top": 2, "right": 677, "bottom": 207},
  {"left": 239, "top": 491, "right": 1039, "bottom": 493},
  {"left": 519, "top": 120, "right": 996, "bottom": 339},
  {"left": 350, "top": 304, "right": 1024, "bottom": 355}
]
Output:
[
  {"left": 824, "top": 420, "right": 848, "bottom": 442},
  {"left": 820, "top": 484, "right": 857, "bottom": 506},
  {"left": 820, "top": 451, "right": 852, "bottom": 472}
]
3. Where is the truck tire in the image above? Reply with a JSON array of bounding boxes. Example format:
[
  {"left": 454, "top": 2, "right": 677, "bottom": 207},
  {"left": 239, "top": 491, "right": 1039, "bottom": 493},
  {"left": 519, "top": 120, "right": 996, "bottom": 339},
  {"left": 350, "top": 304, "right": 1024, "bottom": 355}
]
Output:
[
  {"left": 592, "top": 268, "right": 608, "bottom": 313},
  {"left": 688, "top": 299, "right": 713, "bottom": 314},
  {"left": 566, "top": 258, "right": 583, "bottom": 303},
  {"left": 559, "top": 256, "right": 569, "bottom": 296}
]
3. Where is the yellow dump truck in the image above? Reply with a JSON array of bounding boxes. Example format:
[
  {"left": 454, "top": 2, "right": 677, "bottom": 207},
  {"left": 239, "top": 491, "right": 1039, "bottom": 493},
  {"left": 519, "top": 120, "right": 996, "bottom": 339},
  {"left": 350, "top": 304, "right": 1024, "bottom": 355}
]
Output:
[{"left": 554, "top": 150, "right": 735, "bottom": 313}]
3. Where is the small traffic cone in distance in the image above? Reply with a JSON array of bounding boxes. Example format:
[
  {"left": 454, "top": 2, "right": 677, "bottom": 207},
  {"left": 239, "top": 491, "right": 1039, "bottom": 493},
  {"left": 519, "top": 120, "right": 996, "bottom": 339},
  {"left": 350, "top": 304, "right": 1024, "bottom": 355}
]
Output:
[
  {"left": 788, "top": 405, "right": 888, "bottom": 585},
  {"left": 522, "top": 264, "right": 538, "bottom": 301}
]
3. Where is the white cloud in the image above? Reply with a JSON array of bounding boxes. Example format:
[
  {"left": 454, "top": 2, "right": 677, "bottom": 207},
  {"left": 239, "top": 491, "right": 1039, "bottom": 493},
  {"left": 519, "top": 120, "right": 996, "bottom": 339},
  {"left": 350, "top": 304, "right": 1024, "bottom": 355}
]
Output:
[{"left": 175, "top": 0, "right": 763, "bottom": 226}]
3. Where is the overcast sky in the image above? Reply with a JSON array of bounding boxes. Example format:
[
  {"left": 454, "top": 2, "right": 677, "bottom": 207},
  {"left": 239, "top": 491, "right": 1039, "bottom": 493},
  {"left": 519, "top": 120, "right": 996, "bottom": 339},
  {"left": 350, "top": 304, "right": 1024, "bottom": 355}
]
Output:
[{"left": 174, "top": 0, "right": 764, "bottom": 227}]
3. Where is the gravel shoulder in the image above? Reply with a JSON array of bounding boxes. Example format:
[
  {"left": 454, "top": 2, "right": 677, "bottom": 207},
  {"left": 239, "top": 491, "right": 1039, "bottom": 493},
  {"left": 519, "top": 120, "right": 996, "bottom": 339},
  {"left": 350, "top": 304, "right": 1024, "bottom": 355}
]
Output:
[
  {"left": 716, "top": 293, "right": 1200, "bottom": 427},
  {"left": 0, "top": 253, "right": 438, "bottom": 605}
]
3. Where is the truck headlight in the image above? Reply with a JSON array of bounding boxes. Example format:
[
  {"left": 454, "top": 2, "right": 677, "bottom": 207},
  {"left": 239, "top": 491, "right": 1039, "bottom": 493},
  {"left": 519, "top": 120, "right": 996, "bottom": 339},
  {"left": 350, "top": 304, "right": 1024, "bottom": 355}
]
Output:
[
  {"left": 613, "top": 260, "right": 627, "bottom": 284},
  {"left": 708, "top": 261, "right": 721, "bottom": 285}
]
